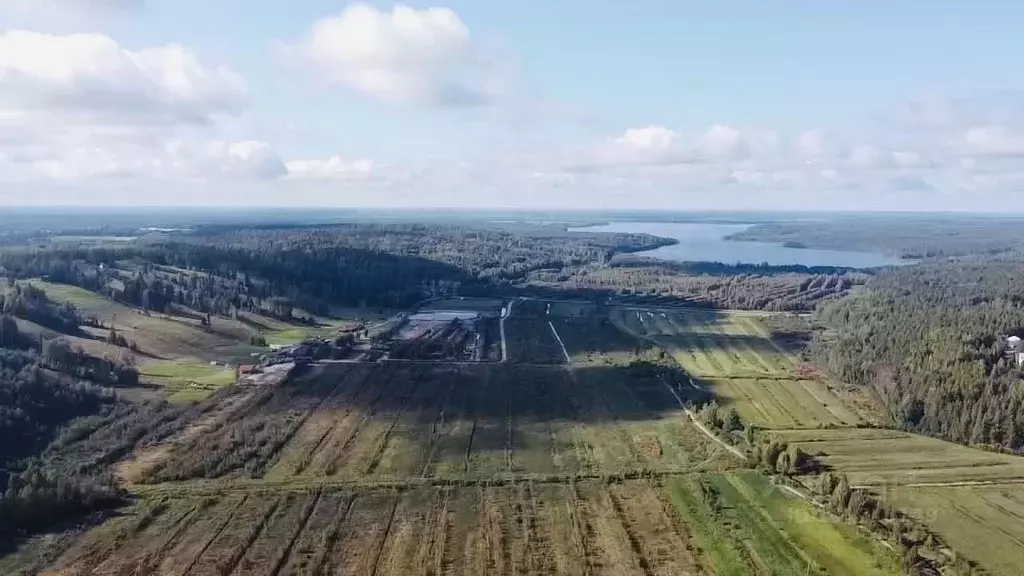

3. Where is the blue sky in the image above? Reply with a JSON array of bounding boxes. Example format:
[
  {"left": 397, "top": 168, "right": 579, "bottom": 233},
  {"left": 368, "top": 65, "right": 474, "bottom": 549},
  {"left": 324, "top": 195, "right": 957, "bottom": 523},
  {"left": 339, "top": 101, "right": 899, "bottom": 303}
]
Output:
[{"left": 1, "top": 0, "right": 1023, "bottom": 209}]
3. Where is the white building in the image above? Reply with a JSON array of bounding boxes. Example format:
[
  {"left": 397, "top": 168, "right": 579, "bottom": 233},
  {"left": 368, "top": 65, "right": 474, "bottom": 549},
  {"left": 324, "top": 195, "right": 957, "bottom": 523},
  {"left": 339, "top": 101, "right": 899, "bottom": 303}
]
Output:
[{"left": 1008, "top": 336, "right": 1022, "bottom": 350}]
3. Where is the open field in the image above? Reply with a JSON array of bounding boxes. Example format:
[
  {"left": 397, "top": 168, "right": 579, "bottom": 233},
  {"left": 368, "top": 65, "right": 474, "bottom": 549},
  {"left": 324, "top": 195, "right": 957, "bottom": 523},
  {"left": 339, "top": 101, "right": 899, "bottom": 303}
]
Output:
[
  {"left": 775, "top": 428, "right": 1024, "bottom": 575},
  {"left": 552, "top": 312, "right": 653, "bottom": 365},
  {"left": 887, "top": 484, "right": 1024, "bottom": 576},
  {"left": 0, "top": 300, "right": 935, "bottom": 575},
  {"left": 34, "top": 481, "right": 712, "bottom": 576},
  {"left": 31, "top": 475, "right": 906, "bottom": 576},
  {"left": 138, "top": 360, "right": 238, "bottom": 403},
  {"left": 28, "top": 279, "right": 373, "bottom": 357},
  {"left": 773, "top": 428, "right": 1024, "bottom": 486},
  {"left": 6, "top": 324, "right": 910, "bottom": 575},
  {"left": 19, "top": 279, "right": 387, "bottom": 400},
  {"left": 420, "top": 297, "right": 505, "bottom": 317},
  {"left": 665, "top": 472, "right": 899, "bottom": 576},
  {"left": 142, "top": 362, "right": 731, "bottom": 484},
  {"left": 611, "top": 307, "right": 799, "bottom": 379},
  {"left": 504, "top": 317, "right": 568, "bottom": 364},
  {"left": 611, "top": 307, "right": 868, "bottom": 429}
]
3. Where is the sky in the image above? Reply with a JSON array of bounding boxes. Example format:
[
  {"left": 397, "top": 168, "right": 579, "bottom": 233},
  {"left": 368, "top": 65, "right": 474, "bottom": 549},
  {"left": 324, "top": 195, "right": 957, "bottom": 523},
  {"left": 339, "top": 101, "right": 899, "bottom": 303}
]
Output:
[{"left": 1, "top": 0, "right": 1023, "bottom": 210}]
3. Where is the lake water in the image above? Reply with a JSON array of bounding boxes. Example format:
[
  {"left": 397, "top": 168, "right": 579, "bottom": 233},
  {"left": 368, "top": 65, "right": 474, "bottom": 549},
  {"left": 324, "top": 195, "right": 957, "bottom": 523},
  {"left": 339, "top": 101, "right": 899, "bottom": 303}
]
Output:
[{"left": 570, "top": 222, "right": 910, "bottom": 268}]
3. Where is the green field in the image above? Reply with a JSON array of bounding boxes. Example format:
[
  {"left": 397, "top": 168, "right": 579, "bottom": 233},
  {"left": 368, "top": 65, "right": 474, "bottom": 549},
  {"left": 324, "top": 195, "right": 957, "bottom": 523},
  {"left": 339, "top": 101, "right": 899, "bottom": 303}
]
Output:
[
  {"left": 19, "top": 279, "right": 382, "bottom": 401},
  {"left": 774, "top": 427, "right": 1024, "bottom": 574},
  {"left": 138, "top": 360, "right": 238, "bottom": 403},
  {"left": 665, "top": 472, "right": 899, "bottom": 576},
  {"left": 774, "top": 428, "right": 1024, "bottom": 486},
  {"left": 887, "top": 484, "right": 1024, "bottom": 576},
  {"left": 611, "top": 307, "right": 868, "bottom": 429},
  {"left": 0, "top": 299, "right": 945, "bottom": 575}
]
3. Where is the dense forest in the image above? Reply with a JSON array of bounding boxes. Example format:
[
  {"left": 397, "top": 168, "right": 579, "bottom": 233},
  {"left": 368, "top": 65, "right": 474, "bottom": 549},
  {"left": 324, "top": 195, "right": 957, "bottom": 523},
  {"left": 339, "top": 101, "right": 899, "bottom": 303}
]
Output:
[
  {"left": 811, "top": 258, "right": 1024, "bottom": 452},
  {"left": 729, "top": 216, "right": 1024, "bottom": 259},
  {"left": 529, "top": 258, "right": 862, "bottom": 311},
  {"left": 0, "top": 224, "right": 673, "bottom": 319}
]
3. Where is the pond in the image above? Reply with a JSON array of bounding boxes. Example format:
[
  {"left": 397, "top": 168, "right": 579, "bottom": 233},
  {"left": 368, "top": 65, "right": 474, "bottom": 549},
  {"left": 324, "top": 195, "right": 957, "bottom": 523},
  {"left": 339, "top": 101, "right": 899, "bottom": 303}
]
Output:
[{"left": 569, "top": 222, "right": 911, "bottom": 268}]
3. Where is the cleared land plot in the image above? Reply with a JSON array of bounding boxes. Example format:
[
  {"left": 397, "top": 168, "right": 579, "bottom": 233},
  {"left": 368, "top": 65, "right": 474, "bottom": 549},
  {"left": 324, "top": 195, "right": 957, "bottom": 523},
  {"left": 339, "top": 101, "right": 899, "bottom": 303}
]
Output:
[
  {"left": 665, "top": 472, "right": 899, "bottom": 576},
  {"left": 27, "top": 278, "right": 361, "bottom": 361},
  {"left": 703, "top": 377, "right": 861, "bottom": 429},
  {"left": 611, "top": 307, "right": 797, "bottom": 378},
  {"left": 553, "top": 313, "right": 654, "bottom": 365},
  {"left": 40, "top": 482, "right": 709, "bottom": 576},
  {"left": 420, "top": 297, "right": 505, "bottom": 318},
  {"left": 142, "top": 361, "right": 731, "bottom": 485},
  {"left": 138, "top": 360, "right": 237, "bottom": 403},
  {"left": 887, "top": 484, "right": 1024, "bottom": 576},
  {"left": 774, "top": 428, "right": 1024, "bottom": 486},
  {"left": 21, "top": 337, "right": 900, "bottom": 576},
  {"left": 547, "top": 300, "right": 597, "bottom": 317},
  {"left": 505, "top": 317, "right": 569, "bottom": 364},
  {"left": 611, "top": 307, "right": 863, "bottom": 429}
]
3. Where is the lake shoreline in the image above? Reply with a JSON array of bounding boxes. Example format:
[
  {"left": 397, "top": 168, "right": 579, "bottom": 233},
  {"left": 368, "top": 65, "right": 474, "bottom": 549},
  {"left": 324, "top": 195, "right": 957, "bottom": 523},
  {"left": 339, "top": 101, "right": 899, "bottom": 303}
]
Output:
[{"left": 568, "top": 221, "right": 911, "bottom": 268}]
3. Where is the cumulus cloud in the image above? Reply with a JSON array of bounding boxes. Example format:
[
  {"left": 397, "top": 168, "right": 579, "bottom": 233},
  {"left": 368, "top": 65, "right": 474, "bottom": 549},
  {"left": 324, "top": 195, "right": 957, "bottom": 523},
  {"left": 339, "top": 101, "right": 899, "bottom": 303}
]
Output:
[
  {"left": 286, "top": 156, "right": 375, "bottom": 180},
  {"left": 0, "top": 31, "right": 278, "bottom": 185},
  {"left": 614, "top": 126, "right": 677, "bottom": 150},
  {"left": 571, "top": 124, "right": 757, "bottom": 172},
  {"left": 284, "top": 3, "right": 500, "bottom": 106},
  {"left": 221, "top": 141, "right": 288, "bottom": 179},
  {"left": 963, "top": 126, "right": 1024, "bottom": 156},
  {"left": 0, "top": 31, "right": 247, "bottom": 127},
  {"left": 698, "top": 125, "right": 748, "bottom": 160}
]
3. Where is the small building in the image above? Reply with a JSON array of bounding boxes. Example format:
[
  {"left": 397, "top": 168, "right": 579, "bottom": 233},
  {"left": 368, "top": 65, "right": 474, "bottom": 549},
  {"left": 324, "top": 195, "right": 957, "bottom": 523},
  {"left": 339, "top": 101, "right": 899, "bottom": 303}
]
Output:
[
  {"left": 237, "top": 364, "right": 260, "bottom": 376},
  {"left": 1017, "top": 352, "right": 1024, "bottom": 367},
  {"left": 1009, "top": 336, "right": 1022, "bottom": 350}
]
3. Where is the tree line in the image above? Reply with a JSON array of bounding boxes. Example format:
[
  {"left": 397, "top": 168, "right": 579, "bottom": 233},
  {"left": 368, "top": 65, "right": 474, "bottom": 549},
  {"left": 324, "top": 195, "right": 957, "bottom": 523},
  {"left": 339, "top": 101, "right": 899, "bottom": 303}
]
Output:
[{"left": 811, "top": 258, "right": 1024, "bottom": 452}]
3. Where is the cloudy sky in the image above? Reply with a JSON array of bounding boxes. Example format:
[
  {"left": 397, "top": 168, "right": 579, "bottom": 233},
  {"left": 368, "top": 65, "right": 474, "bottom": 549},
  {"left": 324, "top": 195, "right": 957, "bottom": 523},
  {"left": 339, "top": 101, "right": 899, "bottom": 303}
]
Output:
[{"left": 1, "top": 0, "right": 1023, "bottom": 210}]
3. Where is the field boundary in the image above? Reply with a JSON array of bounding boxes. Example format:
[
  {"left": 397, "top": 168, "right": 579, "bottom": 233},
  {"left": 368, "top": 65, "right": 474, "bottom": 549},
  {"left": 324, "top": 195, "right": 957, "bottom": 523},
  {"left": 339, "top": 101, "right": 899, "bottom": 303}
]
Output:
[{"left": 547, "top": 321, "right": 571, "bottom": 364}]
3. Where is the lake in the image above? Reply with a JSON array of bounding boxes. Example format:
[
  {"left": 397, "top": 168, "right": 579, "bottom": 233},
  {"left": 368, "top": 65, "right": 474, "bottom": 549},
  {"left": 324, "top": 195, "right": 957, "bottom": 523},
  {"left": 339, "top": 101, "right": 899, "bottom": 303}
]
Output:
[{"left": 570, "top": 222, "right": 910, "bottom": 268}]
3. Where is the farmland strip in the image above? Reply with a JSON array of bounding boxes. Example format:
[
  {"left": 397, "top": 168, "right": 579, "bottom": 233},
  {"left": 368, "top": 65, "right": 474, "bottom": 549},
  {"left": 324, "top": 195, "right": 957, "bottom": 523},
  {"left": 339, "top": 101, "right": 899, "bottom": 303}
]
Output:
[
  {"left": 607, "top": 490, "right": 656, "bottom": 576},
  {"left": 291, "top": 366, "right": 377, "bottom": 475},
  {"left": 416, "top": 369, "right": 460, "bottom": 477},
  {"left": 321, "top": 365, "right": 405, "bottom": 476},
  {"left": 360, "top": 370, "right": 431, "bottom": 476},
  {"left": 307, "top": 494, "right": 356, "bottom": 576},
  {"left": 267, "top": 490, "right": 323, "bottom": 576},
  {"left": 177, "top": 494, "right": 250, "bottom": 576}
]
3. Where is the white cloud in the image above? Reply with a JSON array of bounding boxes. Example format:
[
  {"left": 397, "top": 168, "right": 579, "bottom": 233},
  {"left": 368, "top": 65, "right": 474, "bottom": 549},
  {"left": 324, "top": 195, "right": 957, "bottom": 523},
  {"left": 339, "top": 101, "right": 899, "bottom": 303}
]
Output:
[
  {"left": 697, "top": 124, "right": 749, "bottom": 160},
  {"left": 0, "top": 31, "right": 276, "bottom": 185},
  {"left": 891, "top": 150, "right": 930, "bottom": 168},
  {"left": 286, "top": 156, "right": 375, "bottom": 180},
  {"left": 576, "top": 124, "right": 753, "bottom": 171},
  {"left": 0, "top": 31, "right": 247, "bottom": 127},
  {"left": 285, "top": 3, "right": 499, "bottom": 106},
  {"left": 794, "top": 129, "right": 842, "bottom": 161},
  {"left": 222, "top": 141, "right": 288, "bottom": 179},
  {"left": 614, "top": 126, "right": 677, "bottom": 150},
  {"left": 964, "top": 126, "right": 1024, "bottom": 156}
]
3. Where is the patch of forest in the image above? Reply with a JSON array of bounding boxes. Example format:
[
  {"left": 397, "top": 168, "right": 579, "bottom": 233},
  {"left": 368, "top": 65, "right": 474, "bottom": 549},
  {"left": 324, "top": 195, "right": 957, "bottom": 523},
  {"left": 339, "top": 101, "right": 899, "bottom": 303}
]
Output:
[
  {"left": 728, "top": 215, "right": 1024, "bottom": 259},
  {"left": 528, "top": 260, "right": 863, "bottom": 311},
  {"left": 810, "top": 257, "right": 1024, "bottom": 452}
]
